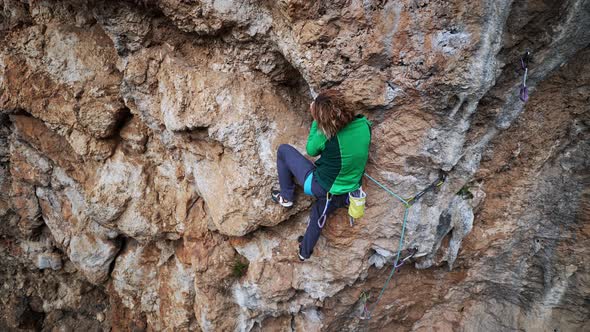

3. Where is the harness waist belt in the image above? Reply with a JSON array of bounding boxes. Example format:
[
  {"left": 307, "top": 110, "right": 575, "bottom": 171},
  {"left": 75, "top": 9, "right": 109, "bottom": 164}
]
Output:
[{"left": 304, "top": 172, "right": 313, "bottom": 196}]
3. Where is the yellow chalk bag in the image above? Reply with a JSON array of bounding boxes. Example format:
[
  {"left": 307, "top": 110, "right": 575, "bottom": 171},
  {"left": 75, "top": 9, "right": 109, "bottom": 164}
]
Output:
[{"left": 348, "top": 187, "right": 366, "bottom": 219}]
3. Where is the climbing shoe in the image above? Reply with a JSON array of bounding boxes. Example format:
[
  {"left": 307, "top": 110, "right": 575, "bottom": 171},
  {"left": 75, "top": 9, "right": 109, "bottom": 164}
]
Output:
[
  {"left": 297, "top": 250, "right": 306, "bottom": 262},
  {"left": 296, "top": 239, "right": 312, "bottom": 262},
  {"left": 271, "top": 190, "right": 293, "bottom": 208},
  {"left": 297, "top": 244, "right": 306, "bottom": 262}
]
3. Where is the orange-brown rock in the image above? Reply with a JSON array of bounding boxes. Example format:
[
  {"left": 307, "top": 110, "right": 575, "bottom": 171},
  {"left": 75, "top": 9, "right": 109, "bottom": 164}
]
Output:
[{"left": 0, "top": 0, "right": 588, "bottom": 331}]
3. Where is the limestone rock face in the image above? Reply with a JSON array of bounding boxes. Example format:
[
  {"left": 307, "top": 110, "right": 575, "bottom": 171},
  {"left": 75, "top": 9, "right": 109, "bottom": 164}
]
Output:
[{"left": 1, "top": 0, "right": 589, "bottom": 331}]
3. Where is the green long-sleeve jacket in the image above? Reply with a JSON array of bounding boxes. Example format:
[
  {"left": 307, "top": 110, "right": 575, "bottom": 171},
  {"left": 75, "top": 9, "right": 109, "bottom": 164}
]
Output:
[{"left": 306, "top": 115, "right": 371, "bottom": 195}]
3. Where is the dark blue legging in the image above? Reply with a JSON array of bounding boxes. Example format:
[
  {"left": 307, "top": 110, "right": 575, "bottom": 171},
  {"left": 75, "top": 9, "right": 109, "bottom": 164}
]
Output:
[{"left": 277, "top": 144, "right": 347, "bottom": 258}]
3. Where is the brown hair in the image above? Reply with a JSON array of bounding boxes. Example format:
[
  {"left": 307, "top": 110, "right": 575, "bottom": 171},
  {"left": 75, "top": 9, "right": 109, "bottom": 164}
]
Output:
[{"left": 310, "top": 89, "right": 355, "bottom": 138}]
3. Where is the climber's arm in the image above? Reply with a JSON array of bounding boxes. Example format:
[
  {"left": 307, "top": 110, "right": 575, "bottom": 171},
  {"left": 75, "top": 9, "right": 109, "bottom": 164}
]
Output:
[{"left": 306, "top": 121, "right": 327, "bottom": 157}]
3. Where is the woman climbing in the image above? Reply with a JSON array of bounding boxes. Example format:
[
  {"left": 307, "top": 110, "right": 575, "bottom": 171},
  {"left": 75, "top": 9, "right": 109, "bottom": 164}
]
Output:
[{"left": 271, "top": 89, "right": 371, "bottom": 261}]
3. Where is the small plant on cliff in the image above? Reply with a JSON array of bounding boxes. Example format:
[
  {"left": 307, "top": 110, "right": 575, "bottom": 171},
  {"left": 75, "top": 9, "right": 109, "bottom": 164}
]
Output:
[
  {"left": 232, "top": 258, "right": 249, "bottom": 278},
  {"left": 457, "top": 185, "right": 474, "bottom": 199}
]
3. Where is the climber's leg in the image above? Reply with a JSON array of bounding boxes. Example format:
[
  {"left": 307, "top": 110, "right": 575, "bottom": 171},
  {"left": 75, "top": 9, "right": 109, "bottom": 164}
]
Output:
[
  {"left": 276, "top": 144, "right": 314, "bottom": 202},
  {"left": 299, "top": 180, "right": 347, "bottom": 259},
  {"left": 299, "top": 198, "right": 325, "bottom": 259}
]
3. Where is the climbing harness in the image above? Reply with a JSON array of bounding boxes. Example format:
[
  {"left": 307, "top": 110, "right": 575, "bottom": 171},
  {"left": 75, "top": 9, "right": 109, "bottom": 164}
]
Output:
[
  {"left": 359, "top": 171, "right": 447, "bottom": 321},
  {"left": 519, "top": 51, "right": 531, "bottom": 102}
]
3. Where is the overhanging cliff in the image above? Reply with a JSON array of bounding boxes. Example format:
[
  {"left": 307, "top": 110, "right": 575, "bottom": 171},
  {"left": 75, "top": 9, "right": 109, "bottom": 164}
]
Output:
[{"left": 1, "top": 1, "right": 588, "bottom": 331}]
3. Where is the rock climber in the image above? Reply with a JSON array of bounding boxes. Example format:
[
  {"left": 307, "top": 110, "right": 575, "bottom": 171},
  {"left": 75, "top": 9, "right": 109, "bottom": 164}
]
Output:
[{"left": 271, "top": 89, "right": 371, "bottom": 261}]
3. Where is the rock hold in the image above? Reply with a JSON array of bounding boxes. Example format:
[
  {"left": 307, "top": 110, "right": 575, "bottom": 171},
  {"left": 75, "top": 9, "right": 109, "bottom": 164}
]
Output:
[{"left": 35, "top": 252, "right": 62, "bottom": 271}]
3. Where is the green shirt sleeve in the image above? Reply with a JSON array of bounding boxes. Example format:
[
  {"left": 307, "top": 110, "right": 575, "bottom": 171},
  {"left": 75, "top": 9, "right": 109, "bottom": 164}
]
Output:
[{"left": 306, "top": 121, "right": 327, "bottom": 157}]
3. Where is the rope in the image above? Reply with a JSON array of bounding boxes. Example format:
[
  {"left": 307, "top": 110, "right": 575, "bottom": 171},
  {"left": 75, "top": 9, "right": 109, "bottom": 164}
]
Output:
[
  {"left": 361, "top": 173, "right": 411, "bottom": 321},
  {"left": 366, "top": 205, "right": 409, "bottom": 319},
  {"left": 363, "top": 173, "right": 409, "bottom": 206},
  {"left": 358, "top": 172, "right": 446, "bottom": 323}
]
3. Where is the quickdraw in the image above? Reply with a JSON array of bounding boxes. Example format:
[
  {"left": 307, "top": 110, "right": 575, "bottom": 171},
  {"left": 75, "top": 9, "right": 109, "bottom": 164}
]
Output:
[
  {"left": 393, "top": 247, "right": 418, "bottom": 272},
  {"left": 405, "top": 171, "right": 447, "bottom": 206},
  {"left": 317, "top": 192, "right": 332, "bottom": 228},
  {"left": 359, "top": 291, "right": 371, "bottom": 320},
  {"left": 519, "top": 50, "right": 531, "bottom": 102}
]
